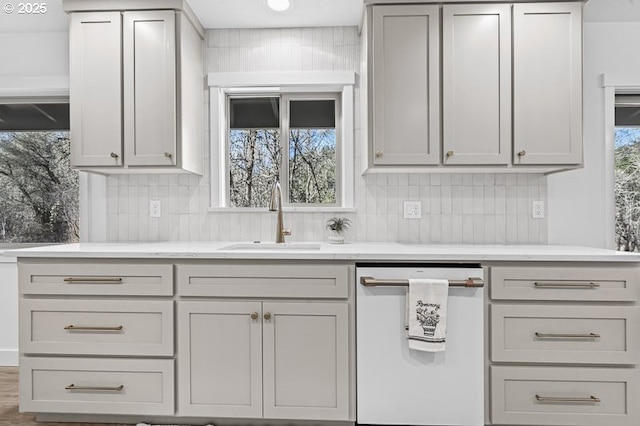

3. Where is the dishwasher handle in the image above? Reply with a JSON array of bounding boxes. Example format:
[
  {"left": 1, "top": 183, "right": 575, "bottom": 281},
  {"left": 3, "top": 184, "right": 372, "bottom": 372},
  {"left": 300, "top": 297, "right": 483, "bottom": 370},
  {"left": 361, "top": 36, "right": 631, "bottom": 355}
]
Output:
[{"left": 360, "top": 276, "right": 484, "bottom": 288}]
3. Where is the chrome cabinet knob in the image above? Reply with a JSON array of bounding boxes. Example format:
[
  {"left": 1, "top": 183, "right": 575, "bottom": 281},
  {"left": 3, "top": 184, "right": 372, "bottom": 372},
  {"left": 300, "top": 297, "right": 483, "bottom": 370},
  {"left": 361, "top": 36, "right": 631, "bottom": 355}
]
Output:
[
  {"left": 250, "top": 312, "right": 259, "bottom": 320},
  {"left": 263, "top": 312, "right": 272, "bottom": 321},
  {"left": 164, "top": 152, "right": 172, "bottom": 159},
  {"left": 518, "top": 150, "right": 526, "bottom": 157},
  {"left": 375, "top": 150, "right": 383, "bottom": 158},
  {"left": 110, "top": 152, "right": 118, "bottom": 159},
  {"left": 446, "top": 150, "right": 454, "bottom": 158}
]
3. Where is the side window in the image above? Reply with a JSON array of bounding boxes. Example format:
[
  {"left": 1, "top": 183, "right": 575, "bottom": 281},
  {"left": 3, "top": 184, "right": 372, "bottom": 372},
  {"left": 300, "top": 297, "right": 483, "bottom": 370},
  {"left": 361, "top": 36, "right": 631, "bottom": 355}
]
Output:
[
  {"left": 0, "top": 102, "right": 78, "bottom": 244},
  {"left": 287, "top": 98, "right": 338, "bottom": 205},
  {"left": 227, "top": 93, "right": 340, "bottom": 208},
  {"left": 228, "top": 97, "right": 281, "bottom": 208},
  {"left": 614, "top": 95, "right": 640, "bottom": 251}
]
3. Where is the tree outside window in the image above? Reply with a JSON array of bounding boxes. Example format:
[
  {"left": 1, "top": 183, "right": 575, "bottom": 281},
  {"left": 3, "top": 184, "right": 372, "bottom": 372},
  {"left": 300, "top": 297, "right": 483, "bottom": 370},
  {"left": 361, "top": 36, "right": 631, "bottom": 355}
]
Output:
[
  {"left": 0, "top": 103, "right": 78, "bottom": 244},
  {"left": 228, "top": 94, "right": 339, "bottom": 208},
  {"left": 614, "top": 95, "right": 640, "bottom": 251}
]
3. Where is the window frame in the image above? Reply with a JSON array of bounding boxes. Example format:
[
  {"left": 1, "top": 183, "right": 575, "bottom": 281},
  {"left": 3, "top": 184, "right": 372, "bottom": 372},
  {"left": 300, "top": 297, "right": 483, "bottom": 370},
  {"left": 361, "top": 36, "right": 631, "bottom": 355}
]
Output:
[
  {"left": 0, "top": 96, "right": 84, "bottom": 246},
  {"left": 225, "top": 92, "right": 342, "bottom": 208},
  {"left": 601, "top": 75, "right": 640, "bottom": 250},
  {"left": 208, "top": 72, "right": 355, "bottom": 212}
]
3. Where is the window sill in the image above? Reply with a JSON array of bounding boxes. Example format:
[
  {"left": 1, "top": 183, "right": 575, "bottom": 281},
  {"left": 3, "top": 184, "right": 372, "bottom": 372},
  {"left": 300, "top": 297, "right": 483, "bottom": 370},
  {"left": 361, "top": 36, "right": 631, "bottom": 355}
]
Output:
[{"left": 208, "top": 207, "right": 357, "bottom": 214}]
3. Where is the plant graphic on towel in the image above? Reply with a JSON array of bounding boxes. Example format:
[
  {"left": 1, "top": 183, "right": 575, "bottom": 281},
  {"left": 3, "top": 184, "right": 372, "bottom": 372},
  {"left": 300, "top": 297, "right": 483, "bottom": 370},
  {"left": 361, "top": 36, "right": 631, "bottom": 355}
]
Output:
[{"left": 416, "top": 300, "right": 441, "bottom": 337}]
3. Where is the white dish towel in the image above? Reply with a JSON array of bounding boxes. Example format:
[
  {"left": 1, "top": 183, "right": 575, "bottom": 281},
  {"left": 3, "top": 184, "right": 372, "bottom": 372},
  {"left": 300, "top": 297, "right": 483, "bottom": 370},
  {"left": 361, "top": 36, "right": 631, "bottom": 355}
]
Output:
[{"left": 406, "top": 278, "right": 449, "bottom": 352}]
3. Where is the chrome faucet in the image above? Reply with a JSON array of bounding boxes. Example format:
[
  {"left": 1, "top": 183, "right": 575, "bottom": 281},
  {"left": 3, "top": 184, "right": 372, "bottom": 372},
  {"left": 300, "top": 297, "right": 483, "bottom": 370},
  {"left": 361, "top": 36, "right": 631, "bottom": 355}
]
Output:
[{"left": 269, "top": 180, "right": 291, "bottom": 243}]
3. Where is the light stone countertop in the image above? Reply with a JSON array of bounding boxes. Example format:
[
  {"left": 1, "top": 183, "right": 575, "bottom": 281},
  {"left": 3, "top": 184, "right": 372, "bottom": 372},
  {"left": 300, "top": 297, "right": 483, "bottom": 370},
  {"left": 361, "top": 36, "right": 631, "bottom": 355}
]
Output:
[{"left": 4, "top": 241, "right": 640, "bottom": 262}]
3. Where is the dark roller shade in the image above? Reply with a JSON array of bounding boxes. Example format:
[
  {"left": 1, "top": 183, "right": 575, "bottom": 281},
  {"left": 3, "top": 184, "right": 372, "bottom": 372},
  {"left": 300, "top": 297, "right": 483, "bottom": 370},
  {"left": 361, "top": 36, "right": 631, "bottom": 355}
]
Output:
[
  {"left": 0, "top": 103, "right": 70, "bottom": 131},
  {"left": 290, "top": 100, "right": 335, "bottom": 129},
  {"left": 230, "top": 97, "right": 279, "bottom": 129},
  {"left": 616, "top": 107, "right": 640, "bottom": 126},
  {"left": 615, "top": 95, "right": 640, "bottom": 126}
]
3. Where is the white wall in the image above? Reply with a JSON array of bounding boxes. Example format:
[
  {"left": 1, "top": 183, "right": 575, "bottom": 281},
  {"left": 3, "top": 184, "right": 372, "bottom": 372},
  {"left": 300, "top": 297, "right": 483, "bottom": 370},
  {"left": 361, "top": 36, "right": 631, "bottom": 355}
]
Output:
[
  {"left": 0, "top": 0, "right": 69, "bottom": 95},
  {"left": 548, "top": 21, "right": 640, "bottom": 248},
  {"left": 0, "top": 258, "right": 18, "bottom": 366}
]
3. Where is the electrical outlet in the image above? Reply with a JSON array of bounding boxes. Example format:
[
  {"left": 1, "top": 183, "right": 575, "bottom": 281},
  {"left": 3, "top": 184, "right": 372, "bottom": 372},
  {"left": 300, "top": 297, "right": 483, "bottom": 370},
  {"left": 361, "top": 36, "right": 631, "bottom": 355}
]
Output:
[
  {"left": 532, "top": 201, "right": 545, "bottom": 219},
  {"left": 404, "top": 201, "right": 422, "bottom": 219},
  {"left": 150, "top": 200, "right": 161, "bottom": 218}
]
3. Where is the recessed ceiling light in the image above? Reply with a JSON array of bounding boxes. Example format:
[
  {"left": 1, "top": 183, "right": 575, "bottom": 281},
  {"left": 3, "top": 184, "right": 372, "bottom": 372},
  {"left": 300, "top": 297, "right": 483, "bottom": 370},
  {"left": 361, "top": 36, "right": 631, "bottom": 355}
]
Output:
[{"left": 267, "top": 0, "right": 291, "bottom": 12}]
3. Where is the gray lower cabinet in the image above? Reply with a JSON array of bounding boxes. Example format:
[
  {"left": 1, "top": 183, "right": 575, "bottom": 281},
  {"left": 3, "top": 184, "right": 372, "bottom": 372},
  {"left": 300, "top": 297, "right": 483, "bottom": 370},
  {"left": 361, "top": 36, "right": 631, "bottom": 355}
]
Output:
[
  {"left": 491, "top": 366, "right": 640, "bottom": 426},
  {"left": 488, "top": 263, "right": 640, "bottom": 426},
  {"left": 178, "top": 299, "right": 350, "bottom": 421},
  {"left": 17, "top": 260, "right": 176, "bottom": 417},
  {"left": 19, "top": 357, "right": 175, "bottom": 416}
]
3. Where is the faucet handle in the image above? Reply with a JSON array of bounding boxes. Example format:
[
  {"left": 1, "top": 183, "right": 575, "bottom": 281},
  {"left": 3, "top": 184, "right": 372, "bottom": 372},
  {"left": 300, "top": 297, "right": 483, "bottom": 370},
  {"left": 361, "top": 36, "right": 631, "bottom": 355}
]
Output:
[{"left": 282, "top": 229, "right": 292, "bottom": 236}]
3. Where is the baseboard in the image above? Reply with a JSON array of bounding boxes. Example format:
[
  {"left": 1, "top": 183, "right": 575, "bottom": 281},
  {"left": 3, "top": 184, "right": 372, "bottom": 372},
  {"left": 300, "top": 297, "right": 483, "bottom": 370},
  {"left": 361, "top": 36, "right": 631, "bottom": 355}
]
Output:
[
  {"left": 0, "top": 349, "right": 18, "bottom": 366},
  {"left": 38, "top": 413, "right": 355, "bottom": 426}
]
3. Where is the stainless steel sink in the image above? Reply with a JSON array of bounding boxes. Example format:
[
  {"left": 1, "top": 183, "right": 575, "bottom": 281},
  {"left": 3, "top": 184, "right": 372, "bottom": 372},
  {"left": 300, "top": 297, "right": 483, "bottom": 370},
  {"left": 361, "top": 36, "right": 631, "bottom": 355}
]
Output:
[{"left": 220, "top": 242, "right": 322, "bottom": 251}]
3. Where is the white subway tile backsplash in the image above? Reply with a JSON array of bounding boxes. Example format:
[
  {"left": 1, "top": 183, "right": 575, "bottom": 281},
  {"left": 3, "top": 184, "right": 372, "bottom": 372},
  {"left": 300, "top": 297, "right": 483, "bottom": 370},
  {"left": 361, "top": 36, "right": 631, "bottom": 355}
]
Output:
[
  {"left": 439, "top": 186, "right": 450, "bottom": 215},
  {"left": 439, "top": 214, "right": 454, "bottom": 243},
  {"left": 104, "top": 26, "right": 547, "bottom": 245},
  {"left": 430, "top": 214, "right": 442, "bottom": 243},
  {"left": 118, "top": 187, "right": 128, "bottom": 214},
  {"left": 462, "top": 187, "right": 473, "bottom": 215},
  {"left": 451, "top": 186, "right": 463, "bottom": 214},
  {"left": 462, "top": 215, "right": 474, "bottom": 244},
  {"left": 451, "top": 214, "right": 463, "bottom": 243}
]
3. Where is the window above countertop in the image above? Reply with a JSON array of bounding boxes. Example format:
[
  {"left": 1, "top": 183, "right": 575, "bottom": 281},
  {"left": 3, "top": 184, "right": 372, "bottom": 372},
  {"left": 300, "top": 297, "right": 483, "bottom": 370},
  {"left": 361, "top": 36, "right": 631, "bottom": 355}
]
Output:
[{"left": 208, "top": 71, "right": 356, "bottom": 211}]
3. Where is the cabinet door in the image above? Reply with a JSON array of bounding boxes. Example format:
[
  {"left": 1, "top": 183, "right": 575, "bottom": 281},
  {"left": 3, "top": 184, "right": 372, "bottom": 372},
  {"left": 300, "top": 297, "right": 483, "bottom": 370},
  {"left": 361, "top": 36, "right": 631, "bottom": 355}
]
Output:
[
  {"left": 123, "top": 11, "right": 177, "bottom": 166},
  {"left": 69, "top": 12, "right": 122, "bottom": 167},
  {"left": 513, "top": 2, "right": 582, "bottom": 165},
  {"left": 442, "top": 4, "right": 511, "bottom": 165},
  {"left": 262, "top": 301, "right": 349, "bottom": 421},
  {"left": 371, "top": 5, "right": 440, "bottom": 166},
  {"left": 178, "top": 301, "right": 262, "bottom": 418}
]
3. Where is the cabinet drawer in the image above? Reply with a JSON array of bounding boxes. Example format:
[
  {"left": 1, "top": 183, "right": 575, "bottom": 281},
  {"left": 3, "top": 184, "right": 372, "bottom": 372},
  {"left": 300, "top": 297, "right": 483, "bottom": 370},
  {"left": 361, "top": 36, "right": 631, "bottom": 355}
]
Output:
[
  {"left": 19, "top": 357, "right": 174, "bottom": 415},
  {"left": 19, "top": 262, "right": 173, "bottom": 296},
  {"left": 491, "top": 366, "right": 640, "bottom": 426},
  {"left": 490, "top": 265, "right": 640, "bottom": 301},
  {"left": 491, "top": 305, "right": 640, "bottom": 364},
  {"left": 177, "top": 263, "right": 350, "bottom": 298},
  {"left": 20, "top": 299, "right": 173, "bottom": 356}
]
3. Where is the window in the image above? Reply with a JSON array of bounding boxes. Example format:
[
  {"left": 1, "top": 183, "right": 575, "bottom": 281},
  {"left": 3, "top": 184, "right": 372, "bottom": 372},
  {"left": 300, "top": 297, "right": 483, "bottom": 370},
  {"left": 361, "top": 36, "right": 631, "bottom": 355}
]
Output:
[
  {"left": 0, "top": 102, "right": 78, "bottom": 244},
  {"left": 614, "top": 95, "right": 640, "bottom": 251},
  {"left": 208, "top": 72, "right": 355, "bottom": 211},
  {"left": 227, "top": 94, "right": 339, "bottom": 208}
]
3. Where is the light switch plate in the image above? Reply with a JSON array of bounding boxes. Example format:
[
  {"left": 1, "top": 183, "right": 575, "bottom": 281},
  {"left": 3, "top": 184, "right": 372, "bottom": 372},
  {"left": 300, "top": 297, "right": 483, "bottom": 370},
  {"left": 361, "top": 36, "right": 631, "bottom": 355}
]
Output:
[
  {"left": 404, "top": 201, "right": 422, "bottom": 219},
  {"left": 532, "top": 201, "right": 544, "bottom": 219},
  {"left": 150, "top": 200, "right": 161, "bottom": 218}
]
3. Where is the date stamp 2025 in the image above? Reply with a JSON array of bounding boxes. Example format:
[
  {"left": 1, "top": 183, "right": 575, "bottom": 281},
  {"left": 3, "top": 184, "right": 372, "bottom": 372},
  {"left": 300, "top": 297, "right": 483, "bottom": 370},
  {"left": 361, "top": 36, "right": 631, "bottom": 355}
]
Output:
[{"left": 3, "top": 2, "right": 48, "bottom": 14}]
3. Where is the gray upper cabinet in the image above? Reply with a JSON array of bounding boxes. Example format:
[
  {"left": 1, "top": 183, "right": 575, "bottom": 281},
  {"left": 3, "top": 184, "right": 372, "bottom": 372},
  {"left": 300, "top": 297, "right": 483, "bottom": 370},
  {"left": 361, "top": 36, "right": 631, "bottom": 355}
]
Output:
[
  {"left": 123, "top": 11, "right": 177, "bottom": 167},
  {"left": 370, "top": 5, "right": 440, "bottom": 166},
  {"left": 178, "top": 300, "right": 350, "bottom": 421},
  {"left": 513, "top": 2, "right": 583, "bottom": 165},
  {"left": 442, "top": 4, "right": 511, "bottom": 165},
  {"left": 69, "top": 12, "right": 123, "bottom": 167},
  {"left": 68, "top": 7, "right": 204, "bottom": 174},
  {"left": 365, "top": 1, "right": 584, "bottom": 171}
]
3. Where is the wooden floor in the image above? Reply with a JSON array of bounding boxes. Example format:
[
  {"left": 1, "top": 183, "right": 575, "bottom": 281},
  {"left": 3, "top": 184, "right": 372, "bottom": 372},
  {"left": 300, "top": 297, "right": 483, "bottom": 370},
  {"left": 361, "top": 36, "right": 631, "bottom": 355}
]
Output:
[{"left": 0, "top": 367, "right": 129, "bottom": 426}]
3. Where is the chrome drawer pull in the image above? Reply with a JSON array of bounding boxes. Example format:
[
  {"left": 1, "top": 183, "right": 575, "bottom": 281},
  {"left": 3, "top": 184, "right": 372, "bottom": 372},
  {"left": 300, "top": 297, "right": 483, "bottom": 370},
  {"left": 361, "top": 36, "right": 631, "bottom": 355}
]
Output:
[
  {"left": 535, "top": 332, "right": 600, "bottom": 339},
  {"left": 534, "top": 282, "right": 600, "bottom": 289},
  {"left": 64, "top": 325, "right": 124, "bottom": 331},
  {"left": 64, "top": 277, "right": 123, "bottom": 284},
  {"left": 65, "top": 384, "right": 124, "bottom": 391},
  {"left": 535, "top": 394, "right": 600, "bottom": 403}
]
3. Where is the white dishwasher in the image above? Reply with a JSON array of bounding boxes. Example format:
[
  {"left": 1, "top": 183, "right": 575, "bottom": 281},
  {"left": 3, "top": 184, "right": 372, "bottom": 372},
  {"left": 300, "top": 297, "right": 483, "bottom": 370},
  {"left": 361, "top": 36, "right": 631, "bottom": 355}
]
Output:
[{"left": 356, "top": 264, "right": 484, "bottom": 426}]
